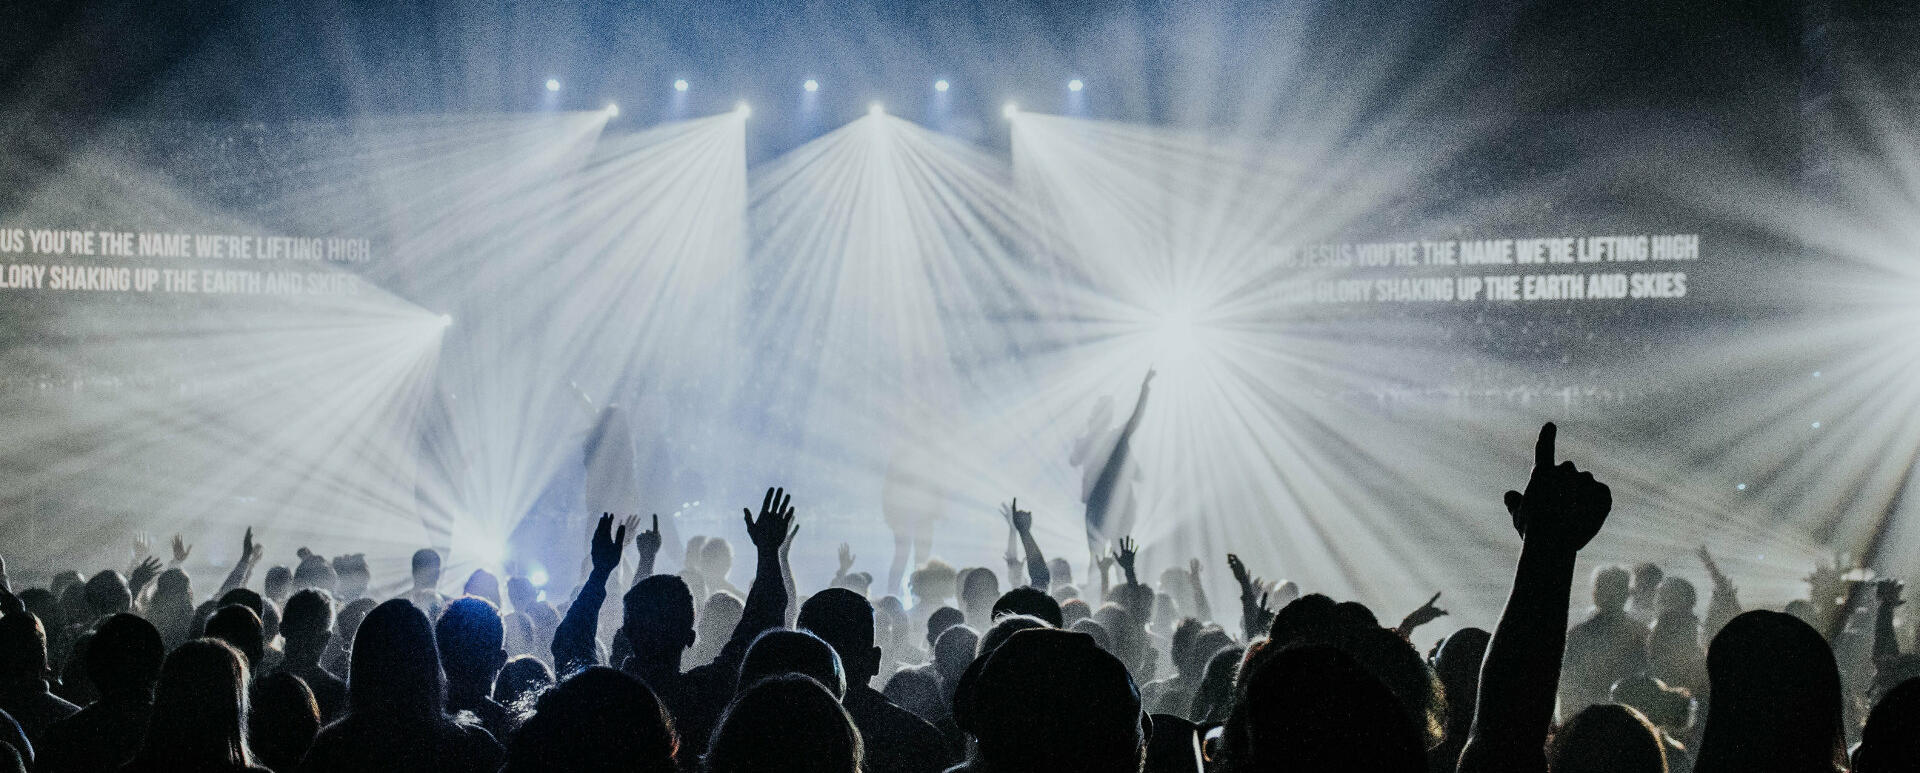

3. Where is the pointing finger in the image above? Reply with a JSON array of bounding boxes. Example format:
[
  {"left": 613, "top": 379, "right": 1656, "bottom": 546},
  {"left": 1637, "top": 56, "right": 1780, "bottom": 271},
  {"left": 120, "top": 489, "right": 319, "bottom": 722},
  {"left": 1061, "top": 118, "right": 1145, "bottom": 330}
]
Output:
[{"left": 1535, "top": 422, "right": 1557, "bottom": 471}]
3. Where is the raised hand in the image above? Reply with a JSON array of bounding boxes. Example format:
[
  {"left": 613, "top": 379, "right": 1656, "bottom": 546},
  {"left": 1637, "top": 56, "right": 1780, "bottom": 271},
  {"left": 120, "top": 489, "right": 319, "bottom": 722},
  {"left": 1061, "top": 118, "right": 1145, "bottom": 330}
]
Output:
[
  {"left": 837, "top": 543, "right": 856, "bottom": 574},
  {"left": 1501, "top": 423, "right": 1611, "bottom": 553},
  {"left": 1697, "top": 545, "right": 1733, "bottom": 589},
  {"left": 744, "top": 487, "right": 796, "bottom": 553},
  {"left": 1007, "top": 498, "right": 1034, "bottom": 533},
  {"left": 1189, "top": 557, "right": 1203, "bottom": 580},
  {"left": 1399, "top": 591, "right": 1449, "bottom": 634},
  {"left": 1877, "top": 578, "right": 1904, "bottom": 609},
  {"left": 589, "top": 513, "right": 629, "bottom": 575},
  {"left": 1228, "top": 553, "right": 1254, "bottom": 592},
  {"left": 1115, "top": 536, "right": 1138, "bottom": 572},
  {"left": 170, "top": 535, "right": 193, "bottom": 566},
  {"left": 129, "top": 556, "right": 163, "bottom": 595},
  {"left": 634, "top": 514, "right": 664, "bottom": 562},
  {"left": 133, "top": 533, "right": 153, "bottom": 559},
  {"left": 241, "top": 527, "right": 259, "bottom": 564}
]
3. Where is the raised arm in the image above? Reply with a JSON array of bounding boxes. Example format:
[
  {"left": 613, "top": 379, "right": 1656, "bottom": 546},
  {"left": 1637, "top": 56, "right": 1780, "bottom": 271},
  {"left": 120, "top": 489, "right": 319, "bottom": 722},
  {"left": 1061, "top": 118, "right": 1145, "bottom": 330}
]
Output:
[
  {"left": 1187, "top": 558, "right": 1213, "bottom": 623},
  {"left": 1394, "top": 592, "right": 1449, "bottom": 640},
  {"left": 1698, "top": 545, "right": 1742, "bottom": 640},
  {"left": 553, "top": 513, "right": 628, "bottom": 675},
  {"left": 1458, "top": 423, "right": 1612, "bottom": 773},
  {"left": 780, "top": 520, "right": 800, "bottom": 626},
  {"left": 1119, "top": 369, "right": 1155, "bottom": 441},
  {"left": 712, "top": 488, "right": 797, "bottom": 675},
  {"left": 218, "top": 527, "right": 263, "bottom": 597},
  {"left": 1115, "top": 537, "right": 1140, "bottom": 587},
  {"left": 633, "top": 514, "right": 663, "bottom": 583},
  {"left": 1004, "top": 500, "right": 1050, "bottom": 590},
  {"left": 1227, "top": 553, "right": 1276, "bottom": 640},
  {"left": 1875, "top": 579, "right": 1904, "bottom": 664}
]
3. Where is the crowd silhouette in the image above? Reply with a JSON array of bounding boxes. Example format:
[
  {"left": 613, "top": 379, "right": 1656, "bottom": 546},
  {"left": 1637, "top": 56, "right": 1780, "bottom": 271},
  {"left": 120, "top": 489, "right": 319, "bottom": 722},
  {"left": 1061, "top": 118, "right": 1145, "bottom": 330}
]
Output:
[{"left": 3, "top": 423, "right": 1919, "bottom": 771}]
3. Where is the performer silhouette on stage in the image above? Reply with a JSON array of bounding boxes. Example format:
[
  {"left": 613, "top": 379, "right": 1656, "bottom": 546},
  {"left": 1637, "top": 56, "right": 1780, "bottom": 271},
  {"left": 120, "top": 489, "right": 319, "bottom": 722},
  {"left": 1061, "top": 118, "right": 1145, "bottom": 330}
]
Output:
[{"left": 1071, "top": 368, "right": 1154, "bottom": 575}]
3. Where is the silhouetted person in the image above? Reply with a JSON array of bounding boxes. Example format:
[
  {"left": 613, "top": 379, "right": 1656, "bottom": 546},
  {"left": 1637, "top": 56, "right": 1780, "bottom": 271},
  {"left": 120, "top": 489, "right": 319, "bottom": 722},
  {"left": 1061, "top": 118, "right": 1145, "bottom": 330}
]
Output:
[
  {"left": 277, "top": 589, "right": 345, "bottom": 721},
  {"left": 932, "top": 624, "right": 978, "bottom": 706},
  {"left": 0, "top": 707, "right": 30, "bottom": 771},
  {"left": 494, "top": 654, "right": 555, "bottom": 712},
  {"left": 689, "top": 592, "right": 744, "bottom": 667},
  {"left": 463, "top": 570, "right": 503, "bottom": 609},
  {"left": 960, "top": 568, "right": 1000, "bottom": 630},
  {"left": 146, "top": 569, "right": 196, "bottom": 652},
  {"left": 1611, "top": 675, "right": 1696, "bottom": 772},
  {"left": 0, "top": 607, "right": 78, "bottom": 746},
  {"left": 84, "top": 570, "right": 133, "bottom": 622},
  {"left": 205, "top": 604, "right": 266, "bottom": 670},
  {"left": 990, "top": 587, "right": 1063, "bottom": 628},
  {"left": 1145, "top": 714, "right": 1201, "bottom": 773},
  {"left": 1224, "top": 642, "right": 1424, "bottom": 773},
  {"left": 800, "top": 588, "right": 952, "bottom": 773},
  {"left": 1459, "top": 423, "right": 1613, "bottom": 773},
  {"left": 1561, "top": 565, "right": 1649, "bottom": 717},
  {"left": 437, "top": 596, "right": 512, "bottom": 740},
  {"left": 553, "top": 493, "right": 795, "bottom": 767},
  {"left": 503, "top": 577, "right": 557, "bottom": 659},
  {"left": 122, "top": 638, "right": 268, "bottom": 773},
  {"left": 250, "top": 672, "right": 320, "bottom": 773},
  {"left": 332, "top": 554, "right": 371, "bottom": 602},
  {"left": 321, "top": 598, "right": 375, "bottom": 679},
  {"left": 1629, "top": 563, "right": 1665, "bottom": 627},
  {"left": 264, "top": 566, "right": 293, "bottom": 606},
  {"left": 1428, "top": 627, "right": 1490, "bottom": 773},
  {"left": 1853, "top": 676, "right": 1920, "bottom": 772},
  {"left": 404, "top": 549, "right": 446, "bottom": 616},
  {"left": 705, "top": 674, "right": 863, "bottom": 773},
  {"left": 505, "top": 666, "right": 677, "bottom": 773},
  {"left": 738, "top": 628, "right": 846, "bottom": 698},
  {"left": 1188, "top": 645, "right": 1244, "bottom": 724},
  {"left": 1073, "top": 370, "right": 1153, "bottom": 574},
  {"left": 1693, "top": 610, "right": 1847, "bottom": 773},
  {"left": 37, "top": 613, "right": 163, "bottom": 773},
  {"left": 1550, "top": 704, "right": 1669, "bottom": 773},
  {"left": 299, "top": 599, "right": 503, "bottom": 772},
  {"left": 1144, "top": 620, "right": 1231, "bottom": 718},
  {"left": 1648, "top": 577, "right": 1706, "bottom": 694},
  {"left": 950, "top": 628, "right": 1146, "bottom": 773}
]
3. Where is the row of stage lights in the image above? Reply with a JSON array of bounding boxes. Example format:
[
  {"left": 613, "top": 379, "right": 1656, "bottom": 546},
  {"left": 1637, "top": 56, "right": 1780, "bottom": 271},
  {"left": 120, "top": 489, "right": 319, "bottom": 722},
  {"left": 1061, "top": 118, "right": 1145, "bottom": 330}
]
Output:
[{"left": 544, "top": 76, "right": 1085, "bottom": 120}]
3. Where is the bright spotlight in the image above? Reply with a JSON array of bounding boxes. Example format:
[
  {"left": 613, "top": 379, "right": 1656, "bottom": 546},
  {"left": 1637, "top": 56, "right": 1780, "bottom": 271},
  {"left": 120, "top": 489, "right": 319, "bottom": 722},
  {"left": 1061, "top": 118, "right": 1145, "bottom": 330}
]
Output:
[
  {"left": 934, "top": 80, "right": 950, "bottom": 93},
  {"left": 736, "top": 100, "right": 752, "bottom": 117},
  {"left": 803, "top": 79, "right": 819, "bottom": 92},
  {"left": 1068, "top": 78, "right": 1084, "bottom": 92},
  {"left": 604, "top": 103, "right": 620, "bottom": 117},
  {"left": 437, "top": 313, "right": 454, "bottom": 329},
  {"left": 869, "top": 102, "right": 885, "bottom": 116},
  {"left": 1002, "top": 102, "right": 1019, "bottom": 119},
  {"left": 545, "top": 78, "right": 560, "bottom": 92},
  {"left": 528, "top": 566, "right": 549, "bottom": 587},
  {"left": 673, "top": 79, "right": 689, "bottom": 92}
]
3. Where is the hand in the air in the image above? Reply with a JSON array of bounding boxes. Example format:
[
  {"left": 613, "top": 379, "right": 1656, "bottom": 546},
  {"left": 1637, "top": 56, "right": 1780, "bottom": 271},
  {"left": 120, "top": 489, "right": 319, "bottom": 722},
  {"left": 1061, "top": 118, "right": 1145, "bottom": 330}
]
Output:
[
  {"left": 1877, "top": 578, "right": 1904, "bottom": 609},
  {"left": 635, "top": 515, "right": 664, "bottom": 562},
  {"left": 1114, "top": 536, "right": 1139, "bottom": 576},
  {"left": 589, "top": 513, "right": 629, "bottom": 574},
  {"left": 129, "top": 557, "right": 163, "bottom": 592},
  {"left": 838, "top": 543, "right": 856, "bottom": 574},
  {"left": 1502, "top": 423, "right": 1611, "bottom": 553},
  {"left": 745, "top": 487, "right": 797, "bottom": 553},
  {"left": 1399, "top": 591, "right": 1449, "bottom": 631},
  {"left": 171, "top": 535, "right": 193, "bottom": 566}
]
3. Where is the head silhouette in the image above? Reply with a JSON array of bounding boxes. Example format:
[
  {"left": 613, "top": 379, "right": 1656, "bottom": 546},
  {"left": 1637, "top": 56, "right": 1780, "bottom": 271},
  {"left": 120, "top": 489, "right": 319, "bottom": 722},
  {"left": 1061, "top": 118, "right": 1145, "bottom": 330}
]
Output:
[
  {"left": 0, "top": 609, "right": 49, "bottom": 686},
  {"left": 1633, "top": 563, "right": 1665, "bottom": 605},
  {"left": 933, "top": 624, "right": 979, "bottom": 687},
  {"left": 910, "top": 561, "right": 958, "bottom": 606},
  {"left": 700, "top": 539, "right": 734, "bottom": 584},
  {"left": 436, "top": 596, "right": 507, "bottom": 694},
  {"left": 1227, "top": 642, "right": 1423, "bottom": 772},
  {"left": 347, "top": 599, "right": 446, "bottom": 720},
  {"left": 926, "top": 606, "right": 964, "bottom": 648},
  {"left": 250, "top": 671, "right": 320, "bottom": 773},
  {"left": 955, "top": 628, "right": 1147, "bottom": 772},
  {"left": 977, "top": 614, "right": 1052, "bottom": 662},
  {"left": 506, "top": 666, "right": 676, "bottom": 773},
  {"left": 1550, "top": 704, "right": 1668, "bottom": 773},
  {"left": 84, "top": 570, "right": 132, "bottom": 618},
  {"left": 205, "top": 604, "right": 265, "bottom": 668},
  {"left": 691, "top": 592, "right": 744, "bottom": 666},
  {"left": 1657, "top": 577, "right": 1697, "bottom": 618},
  {"left": 281, "top": 589, "right": 335, "bottom": 653},
  {"left": 1433, "top": 627, "right": 1491, "bottom": 744},
  {"left": 623, "top": 575, "right": 696, "bottom": 659},
  {"left": 332, "top": 554, "right": 371, "bottom": 600},
  {"left": 411, "top": 549, "right": 442, "bottom": 590},
  {"left": 1068, "top": 618, "right": 1112, "bottom": 652},
  {"left": 1060, "top": 599, "right": 1091, "bottom": 627},
  {"left": 264, "top": 566, "right": 293, "bottom": 604},
  {"left": 960, "top": 568, "right": 1000, "bottom": 619},
  {"left": 506, "top": 577, "right": 539, "bottom": 614},
  {"left": 991, "top": 587, "right": 1063, "bottom": 628},
  {"left": 1694, "top": 610, "right": 1845, "bottom": 773},
  {"left": 86, "top": 613, "right": 164, "bottom": 700},
  {"left": 1146, "top": 714, "right": 1202, "bottom": 773},
  {"left": 1592, "top": 565, "right": 1632, "bottom": 612},
  {"left": 463, "top": 570, "right": 503, "bottom": 608},
  {"left": 1189, "top": 645, "right": 1245, "bottom": 724},
  {"left": 882, "top": 667, "right": 948, "bottom": 724},
  {"left": 1610, "top": 674, "right": 1693, "bottom": 733},
  {"left": 739, "top": 629, "right": 846, "bottom": 699},
  {"left": 1855, "top": 677, "right": 1920, "bottom": 773},
  {"left": 799, "top": 588, "right": 881, "bottom": 687},
  {"left": 706, "top": 675, "right": 862, "bottom": 773},
  {"left": 294, "top": 556, "right": 338, "bottom": 595},
  {"left": 131, "top": 638, "right": 255, "bottom": 770},
  {"left": 494, "top": 654, "right": 555, "bottom": 710}
]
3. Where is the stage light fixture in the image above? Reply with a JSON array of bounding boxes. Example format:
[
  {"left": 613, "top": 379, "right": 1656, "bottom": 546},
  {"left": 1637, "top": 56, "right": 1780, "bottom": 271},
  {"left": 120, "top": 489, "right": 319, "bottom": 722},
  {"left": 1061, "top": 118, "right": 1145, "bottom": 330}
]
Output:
[
  {"left": 605, "top": 103, "right": 620, "bottom": 117},
  {"left": 869, "top": 102, "right": 885, "bottom": 116},
  {"left": 1068, "top": 79, "right": 1084, "bottom": 92},
  {"left": 935, "top": 80, "right": 950, "bottom": 92},
  {"left": 674, "top": 79, "right": 689, "bottom": 92},
  {"left": 545, "top": 78, "right": 560, "bottom": 92},
  {"left": 736, "top": 100, "right": 752, "bottom": 117},
  {"left": 804, "top": 79, "right": 820, "bottom": 92},
  {"left": 1002, "top": 102, "right": 1019, "bottom": 119}
]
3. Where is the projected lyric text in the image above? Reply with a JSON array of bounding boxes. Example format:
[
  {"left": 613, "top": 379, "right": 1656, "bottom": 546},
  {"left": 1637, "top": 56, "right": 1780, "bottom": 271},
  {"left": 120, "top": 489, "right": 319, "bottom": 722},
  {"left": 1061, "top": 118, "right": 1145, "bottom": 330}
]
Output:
[
  {"left": 1272, "top": 233, "right": 1700, "bottom": 305},
  {"left": 0, "top": 227, "right": 372, "bottom": 296}
]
